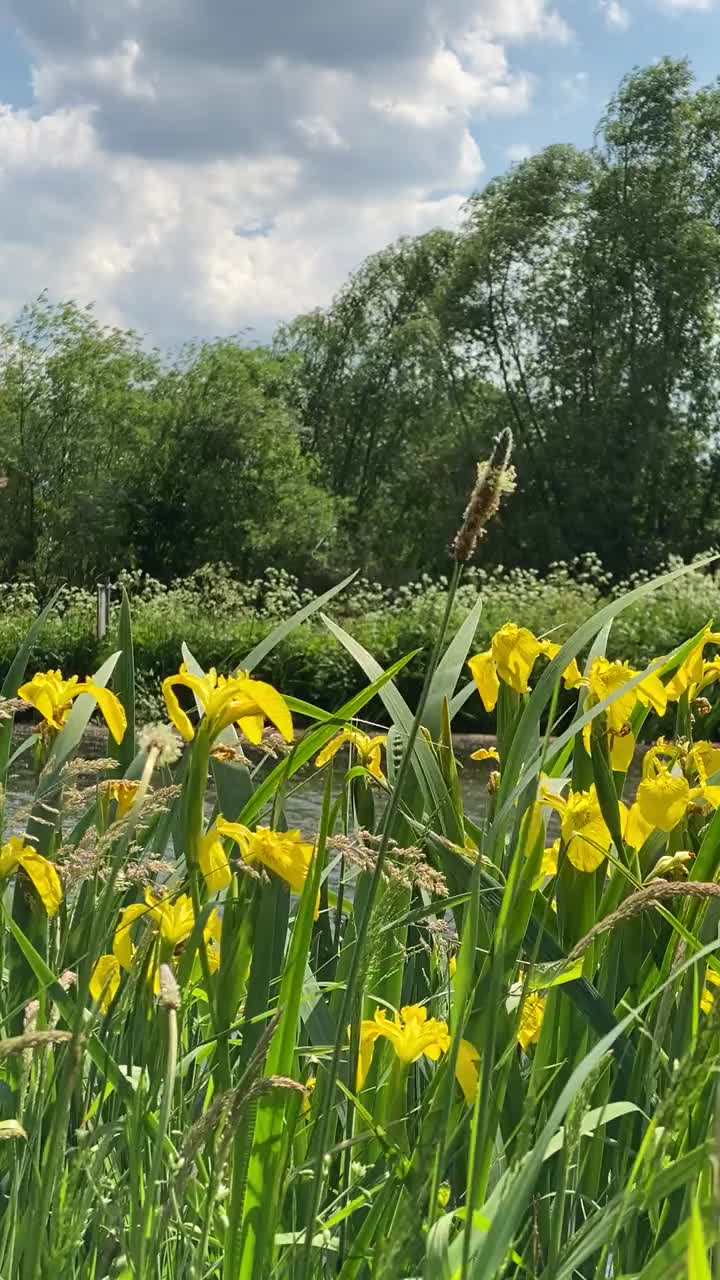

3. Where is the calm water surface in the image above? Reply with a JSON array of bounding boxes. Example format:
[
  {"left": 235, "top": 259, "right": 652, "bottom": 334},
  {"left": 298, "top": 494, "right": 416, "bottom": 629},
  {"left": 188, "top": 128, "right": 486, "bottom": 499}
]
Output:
[{"left": 5, "top": 743, "right": 642, "bottom": 838}]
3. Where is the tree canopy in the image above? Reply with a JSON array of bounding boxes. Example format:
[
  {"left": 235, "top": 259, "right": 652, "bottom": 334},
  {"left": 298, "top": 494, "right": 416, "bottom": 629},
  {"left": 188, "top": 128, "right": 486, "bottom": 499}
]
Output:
[{"left": 2, "top": 60, "right": 720, "bottom": 590}]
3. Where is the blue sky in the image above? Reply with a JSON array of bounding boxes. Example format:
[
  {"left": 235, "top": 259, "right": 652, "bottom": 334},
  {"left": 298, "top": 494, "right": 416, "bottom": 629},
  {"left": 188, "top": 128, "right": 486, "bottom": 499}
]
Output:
[
  {"left": 0, "top": 0, "right": 717, "bottom": 342},
  {"left": 477, "top": 0, "right": 720, "bottom": 179}
]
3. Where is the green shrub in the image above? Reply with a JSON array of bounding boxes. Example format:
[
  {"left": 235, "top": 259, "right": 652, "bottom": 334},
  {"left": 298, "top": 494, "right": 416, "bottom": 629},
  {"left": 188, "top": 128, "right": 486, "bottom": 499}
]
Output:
[{"left": 1, "top": 555, "right": 718, "bottom": 729}]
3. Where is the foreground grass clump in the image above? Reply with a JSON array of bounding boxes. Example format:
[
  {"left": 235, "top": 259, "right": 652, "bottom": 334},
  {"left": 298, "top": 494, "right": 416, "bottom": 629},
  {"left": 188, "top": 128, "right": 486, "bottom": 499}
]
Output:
[{"left": 3, "top": 470, "right": 720, "bottom": 1274}]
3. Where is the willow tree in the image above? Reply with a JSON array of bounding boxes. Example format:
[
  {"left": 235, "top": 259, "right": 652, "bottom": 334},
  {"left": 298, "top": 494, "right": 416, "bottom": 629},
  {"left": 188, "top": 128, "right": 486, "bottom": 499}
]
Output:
[{"left": 445, "top": 58, "right": 720, "bottom": 573}]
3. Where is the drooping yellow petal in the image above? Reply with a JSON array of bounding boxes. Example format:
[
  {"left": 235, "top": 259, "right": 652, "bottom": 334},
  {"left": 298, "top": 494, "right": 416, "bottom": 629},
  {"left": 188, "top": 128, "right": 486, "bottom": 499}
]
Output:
[
  {"left": 75, "top": 682, "right": 127, "bottom": 744},
  {"left": 532, "top": 840, "right": 559, "bottom": 888},
  {"left": 609, "top": 730, "right": 636, "bottom": 772},
  {"left": 236, "top": 714, "right": 264, "bottom": 745},
  {"left": 113, "top": 902, "right": 150, "bottom": 971},
  {"left": 470, "top": 746, "right": 500, "bottom": 763},
  {"left": 624, "top": 803, "right": 654, "bottom": 850},
  {"left": 491, "top": 624, "right": 541, "bottom": 695},
  {"left": 666, "top": 629, "right": 720, "bottom": 701},
  {"left": 636, "top": 771, "right": 690, "bottom": 833},
  {"left": 699, "top": 658, "right": 720, "bottom": 696},
  {"left": 517, "top": 991, "right": 546, "bottom": 1051},
  {"left": 89, "top": 954, "right": 121, "bottom": 1012},
  {"left": 455, "top": 1039, "right": 480, "bottom": 1104},
  {"left": 17, "top": 849, "right": 62, "bottom": 917},
  {"left": 636, "top": 671, "right": 668, "bottom": 719},
  {"left": 198, "top": 828, "right": 233, "bottom": 895},
  {"left": 365, "top": 742, "right": 386, "bottom": 782},
  {"left": 0, "top": 835, "right": 25, "bottom": 878},
  {"left": 235, "top": 678, "right": 293, "bottom": 743},
  {"left": 537, "top": 640, "right": 583, "bottom": 690},
  {"left": 357, "top": 1016, "right": 385, "bottom": 1090},
  {"left": 161, "top": 675, "right": 197, "bottom": 741},
  {"left": 314, "top": 732, "right": 351, "bottom": 769},
  {"left": 688, "top": 742, "right": 720, "bottom": 785},
  {"left": 691, "top": 784, "right": 720, "bottom": 811},
  {"left": 565, "top": 823, "right": 609, "bottom": 873},
  {"left": 468, "top": 651, "right": 500, "bottom": 712}
]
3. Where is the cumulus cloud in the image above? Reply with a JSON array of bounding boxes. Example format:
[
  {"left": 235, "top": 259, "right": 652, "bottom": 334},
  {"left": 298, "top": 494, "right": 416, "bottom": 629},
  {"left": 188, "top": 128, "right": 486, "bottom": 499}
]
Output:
[
  {"left": 506, "top": 142, "right": 533, "bottom": 162},
  {"left": 599, "top": 0, "right": 631, "bottom": 28},
  {"left": 0, "top": 0, "right": 573, "bottom": 338}
]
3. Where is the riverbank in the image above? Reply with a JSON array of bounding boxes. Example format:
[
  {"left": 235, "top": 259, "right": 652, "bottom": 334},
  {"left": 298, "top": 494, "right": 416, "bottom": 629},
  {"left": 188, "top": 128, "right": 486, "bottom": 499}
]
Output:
[{"left": 2, "top": 556, "right": 719, "bottom": 736}]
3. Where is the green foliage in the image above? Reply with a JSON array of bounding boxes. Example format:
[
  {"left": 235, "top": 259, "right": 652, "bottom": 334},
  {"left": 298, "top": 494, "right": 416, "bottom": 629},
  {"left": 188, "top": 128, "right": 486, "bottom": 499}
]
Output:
[
  {"left": 0, "top": 306, "right": 338, "bottom": 589},
  {"left": 3, "top": 557, "right": 720, "bottom": 734},
  {"left": 442, "top": 58, "right": 720, "bottom": 574},
  {"left": 4, "top": 62, "right": 720, "bottom": 589},
  {"left": 1, "top": 554, "right": 720, "bottom": 1277},
  {"left": 279, "top": 58, "right": 720, "bottom": 579}
]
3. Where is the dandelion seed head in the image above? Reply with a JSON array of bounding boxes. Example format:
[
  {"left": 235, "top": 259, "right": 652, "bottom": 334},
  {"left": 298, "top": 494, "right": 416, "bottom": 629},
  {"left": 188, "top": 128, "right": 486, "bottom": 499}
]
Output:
[{"left": 139, "top": 722, "right": 183, "bottom": 766}]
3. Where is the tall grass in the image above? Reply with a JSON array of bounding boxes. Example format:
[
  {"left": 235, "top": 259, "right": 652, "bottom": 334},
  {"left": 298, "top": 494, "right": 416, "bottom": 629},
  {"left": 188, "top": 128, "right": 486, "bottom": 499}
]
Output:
[{"left": 1, "top": 536, "right": 720, "bottom": 1276}]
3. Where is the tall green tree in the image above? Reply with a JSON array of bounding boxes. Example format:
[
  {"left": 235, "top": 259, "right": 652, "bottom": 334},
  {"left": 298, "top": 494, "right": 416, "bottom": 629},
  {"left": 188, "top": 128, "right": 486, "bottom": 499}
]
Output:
[
  {"left": 445, "top": 59, "right": 720, "bottom": 573},
  {"left": 134, "top": 341, "right": 338, "bottom": 582},
  {"left": 0, "top": 295, "right": 159, "bottom": 587},
  {"left": 276, "top": 230, "right": 503, "bottom": 577}
]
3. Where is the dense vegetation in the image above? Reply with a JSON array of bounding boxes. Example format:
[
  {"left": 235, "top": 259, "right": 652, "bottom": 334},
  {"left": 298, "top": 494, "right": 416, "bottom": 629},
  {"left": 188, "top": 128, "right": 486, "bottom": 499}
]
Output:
[
  {"left": 2, "top": 556, "right": 720, "bottom": 735},
  {"left": 2, "top": 498, "right": 720, "bottom": 1276},
  {"left": 2, "top": 58, "right": 720, "bottom": 591}
]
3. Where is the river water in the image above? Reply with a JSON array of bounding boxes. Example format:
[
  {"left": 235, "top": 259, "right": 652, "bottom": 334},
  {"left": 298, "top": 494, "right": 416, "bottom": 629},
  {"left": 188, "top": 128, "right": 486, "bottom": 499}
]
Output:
[
  {"left": 5, "top": 742, "right": 642, "bottom": 838},
  {"left": 5, "top": 741, "right": 495, "bottom": 837}
]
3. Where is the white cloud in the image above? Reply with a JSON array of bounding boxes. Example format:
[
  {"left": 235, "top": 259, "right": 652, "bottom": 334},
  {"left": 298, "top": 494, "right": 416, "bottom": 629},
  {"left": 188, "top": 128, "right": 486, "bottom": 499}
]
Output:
[
  {"left": 506, "top": 142, "right": 533, "bottom": 162},
  {"left": 559, "top": 71, "right": 590, "bottom": 111},
  {"left": 0, "top": 0, "right": 574, "bottom": 339},
  {"left": 656, "top": 0, "right": 713, "bottom": 9},
  {"left": 599, "top": 0, "right": 631, "bottom": 28}
]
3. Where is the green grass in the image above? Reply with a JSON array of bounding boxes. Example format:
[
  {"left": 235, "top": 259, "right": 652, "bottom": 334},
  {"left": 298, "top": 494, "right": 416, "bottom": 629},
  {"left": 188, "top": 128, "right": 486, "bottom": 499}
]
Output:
[{"left": 0, "top": 554, "right": 719, "bottom": 1277}]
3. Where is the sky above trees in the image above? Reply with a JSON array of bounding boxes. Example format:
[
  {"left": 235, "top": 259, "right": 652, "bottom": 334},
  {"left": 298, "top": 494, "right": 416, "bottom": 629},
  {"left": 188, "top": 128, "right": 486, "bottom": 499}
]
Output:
[{"left": 0, "top": 1, "right": 717, "bottom": 341}]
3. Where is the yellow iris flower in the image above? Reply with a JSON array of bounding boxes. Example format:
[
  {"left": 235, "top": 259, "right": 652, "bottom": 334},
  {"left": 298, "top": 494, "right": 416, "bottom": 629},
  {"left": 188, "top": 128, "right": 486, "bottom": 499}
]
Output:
[
  {"left": 101, "top": 780, "right": 140, "bottom": 822},
  {"left": 199, "top": 819, "right": 314, "bottom": 896},
  {"left": 357, "top": 1005, "right": 480, "bottom": 1104},
  {"left": 145, "top": 890, "right": 196, "bottom": 948},
  {"left": 665, "top": 626, "right": 720, "bottom": 701},
  {"left": 468, "top": 623, "right": 582, "bottom": 713},
  {"left": 528, "top": 839, "right": 560, "bottom": 890},
  {"left": 541, "top": 783, "right": 623, "bottom": 873},
  {"left": 582, "top": 657, "right": 667, "bottom": 771},
  {"left": 18, "top": 669, "right": 126, "bottom": 743},
  {"left": 314, "top": 728, "right": 387, "bottom": 782},
  {"left": 687, "top": 740, "right": 720, "bottom": 785},
  {"left": 0, "top": 835, "right": 62, "bottom": 916},
  {"left": 625, "top": 764, "right": 720, "bottom": 849},
  {"left": 90, "top": 891, "right": 219, "bottom": 1011},
  {"left": 517, "top": 991, "right": 546, "bottom": 1051},
  {"left": 162, "top": 663, "right": 292, "bottom": 745},
  {"left": 470, "top": 746, "right": 500, "bottom": 763},
  {"left": 701, "top": 966, "right": 720, "bottom": 1014}
]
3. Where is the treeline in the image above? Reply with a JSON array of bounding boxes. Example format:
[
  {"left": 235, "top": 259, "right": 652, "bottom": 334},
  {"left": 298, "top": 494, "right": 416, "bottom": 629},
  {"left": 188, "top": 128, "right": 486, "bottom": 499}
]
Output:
[{"left": 2, "top": 57, "right": 720, "bottom": 592}]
